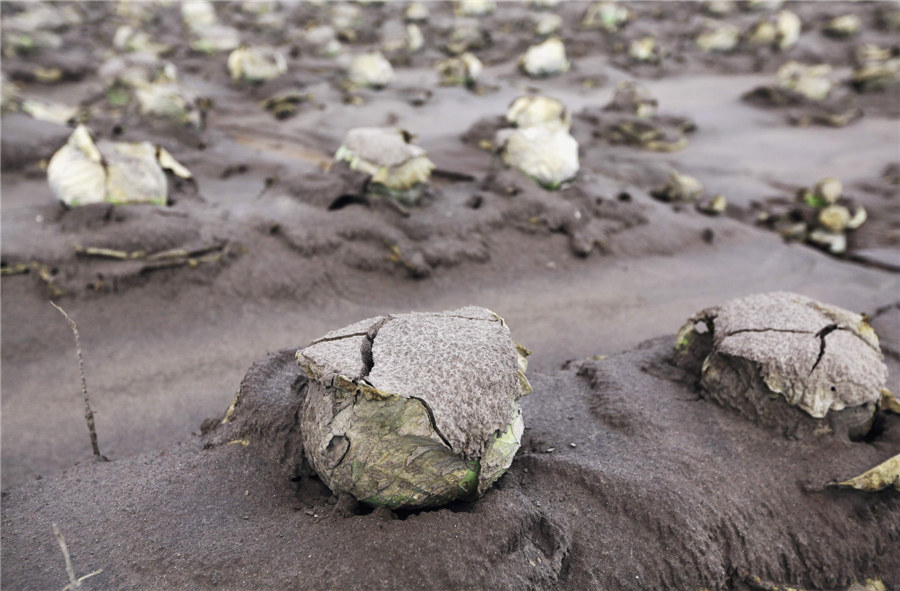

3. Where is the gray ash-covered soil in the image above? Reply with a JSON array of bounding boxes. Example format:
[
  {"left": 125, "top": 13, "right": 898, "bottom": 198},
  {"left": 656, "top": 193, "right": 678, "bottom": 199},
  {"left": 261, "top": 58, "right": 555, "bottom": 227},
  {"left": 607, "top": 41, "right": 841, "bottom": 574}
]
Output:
[
  {"left": 2, "top": 1, "right": 899, "bottom": 589},
  {"left": 3, "top": 344, "right": 899, "bottom": 590}
]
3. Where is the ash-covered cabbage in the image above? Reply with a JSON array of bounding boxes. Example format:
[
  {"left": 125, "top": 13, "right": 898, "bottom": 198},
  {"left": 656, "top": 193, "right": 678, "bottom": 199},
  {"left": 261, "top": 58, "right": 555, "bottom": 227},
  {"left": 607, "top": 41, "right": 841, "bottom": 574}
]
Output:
[
  {"left": 745, "top": 10, "right": 802, "bottom": 50},
  {"left": 181, "top": 0, "right": 241, "bottom": 53},
  {"left": 695, "top": 21, "right": 740, "bottom": 52},
  {"left": 348, "top": 51, "right": 394, "bottom": 88},
  {"left": 605, "top": 81, "right": 658, "bottom": 118},
  {"left": 132, "top": 65, "right": 207, "bottom": 128},
  {"left": 134, "top": 82, "right": 204, "bottom": 128},
  {"left": 296, "top": 307, "right": 531, "bottom": 509},
  {"left": 519, "top": 37, "right": 569, "bottom": 77},
  {"left": 382, "top": 22, "right": 424, "bottom": 56},
  {"left": 113, "top": 25, "right": 171, "bottom": 56},
  {"left": 304, "top": 26, "right": 342, "bottom": 57},
  {"left": 47, "top": 125, "right": 192, "bottom": 207},
  {"left": 676, "top": 292, "right": 889, "bottom": 437},
  {"left": 98, "top": 60, "right": 207, "bottom": 128},
  {"left": 227, "top": 45, "right": 287, "bottom": 83},
  {"left": 20, "top": 99, "right": 80, "bottom": 126},
  {"left": 628, "top": 36, "right": 662, "bottom": 64},
  {"left": 823, "top": 14, "right": 861, "bottom": 38},
  {"left": 535, "top": 13, "right": 563, "bottom": 37},
  {"left": 584, "top": 81, "right": 695, "bottom": 152},
  {"left": 651, "top": 170, "right": 704, "bottom": 202},
  {"left": 753, "top": 176, "right": 867, "bottom": 256},
  {"left": 405, "top": 2, "right": 429, "bottom": 22},
  {"left": 454, "top": 0, "right": 496, "bottom": 17},
  {"left": 852, "top": 45, "right": 900, "bottom": 92},
  {"left": 506, "top": 95, "right": 571, "bottom": 132},
  {"left": 776, "top": 62, "right": 834, "bottom": 101},
  {"left": 437, "top": 53, "right": 482, "bottom": 87},
  {"left": 335, "top": 127, "right": 434, "bottom": 204},
  {"left": 581, "top": 2, "right": 630, "bottom": 32},
  {"left": 496, "top": 126, "right": 579, "bottom": 190}
]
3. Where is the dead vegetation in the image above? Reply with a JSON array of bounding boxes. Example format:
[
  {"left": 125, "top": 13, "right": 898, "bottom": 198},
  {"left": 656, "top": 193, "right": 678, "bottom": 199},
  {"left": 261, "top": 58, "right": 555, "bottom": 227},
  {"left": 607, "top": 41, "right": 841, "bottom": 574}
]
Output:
[
  {"left": 50, "top": 301, "right": 106, "bottom": 461},
  {"left": 52, "top": 523, "right": 102, "bottom": 590}
]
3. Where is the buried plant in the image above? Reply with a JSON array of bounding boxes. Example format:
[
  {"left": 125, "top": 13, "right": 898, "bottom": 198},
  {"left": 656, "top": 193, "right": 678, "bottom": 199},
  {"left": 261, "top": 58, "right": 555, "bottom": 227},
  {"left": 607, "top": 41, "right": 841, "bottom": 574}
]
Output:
[
  {"left": 753, "top": 176, "right": 867, "bottom": 256},
  {"left": 829, "top": 389, "right": 900, "bottom": 493},
  {"left": 675, "top": 292, "right": 891, "bottom": 438},
  {"left": 295, "top": 307, "right": 531, "bottom": 509},
  {"left": 436, "top": 52, "right": 482, "bottom": 88},
  {"left": 830, "top": 452, "right": 900, "bottom": 492},
  {"left": 333, "top": 126, "right": 435, "bottom": 206},
  {"left": 582, "top": 81, "right": 696, "bottom": 152},
  {"left": 742, "top": 61, "right": 862, "bottom": 127}
]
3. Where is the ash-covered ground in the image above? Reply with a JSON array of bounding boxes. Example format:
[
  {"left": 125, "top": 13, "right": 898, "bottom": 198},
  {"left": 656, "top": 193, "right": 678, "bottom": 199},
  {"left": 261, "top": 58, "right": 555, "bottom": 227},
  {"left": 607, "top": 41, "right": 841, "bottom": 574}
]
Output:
[{"left": 1, "top": 1, "right": 898, "bottom": 590}]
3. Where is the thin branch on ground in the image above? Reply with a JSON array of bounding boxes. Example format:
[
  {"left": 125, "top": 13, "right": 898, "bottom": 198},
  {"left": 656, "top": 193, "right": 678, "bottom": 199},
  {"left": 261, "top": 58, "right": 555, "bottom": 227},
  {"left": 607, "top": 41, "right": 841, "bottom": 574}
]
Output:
[
  {"left": 53, "top": 523, "right": 103, "bottom": 591},
  {"left": 50, "top": 301, "right": 107, "bottom": 461}
]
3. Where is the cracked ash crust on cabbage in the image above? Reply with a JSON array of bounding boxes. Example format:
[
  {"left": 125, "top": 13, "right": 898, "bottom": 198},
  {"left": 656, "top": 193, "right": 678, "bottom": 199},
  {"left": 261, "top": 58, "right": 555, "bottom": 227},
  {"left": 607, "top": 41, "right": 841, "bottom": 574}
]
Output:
[
  {"left": 295, "top": 306, "right": 531, "bottom": 507},
  {"left": 336, "top": 127, "right": 431, "bottom": 181},
  {"left": 676, "top": 291, "right": 888, "bottom": 437}
]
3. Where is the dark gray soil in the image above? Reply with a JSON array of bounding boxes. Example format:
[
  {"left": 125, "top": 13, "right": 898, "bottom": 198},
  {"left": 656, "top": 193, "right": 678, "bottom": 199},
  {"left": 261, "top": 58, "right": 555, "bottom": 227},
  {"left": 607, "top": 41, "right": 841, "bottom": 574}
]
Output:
[{"left": 3, "top": 343, "right": 898, "bottom": 590}]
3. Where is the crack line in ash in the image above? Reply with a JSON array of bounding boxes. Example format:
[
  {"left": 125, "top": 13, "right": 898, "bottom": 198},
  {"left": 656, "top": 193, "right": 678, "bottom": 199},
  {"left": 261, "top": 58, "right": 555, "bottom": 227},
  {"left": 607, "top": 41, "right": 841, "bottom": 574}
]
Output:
[
  {"left": 307, "top": 331, "right": 372, "bottom": 346},
  {"left": 722, "top": 323, "right": 875, "bottom": 375},
  {"left": 441, "top": 314, "right": 502, "bottom": 323},
  {"left": 807, "top": 302, "right": 883, "bottom": 353},
  {"left": 360, "top": 317, "right": 390, "bottom": 378},
  {"left": 724, "top": 328, "right": 812, "bottom": 337},
  {"left": 839, "top": 325, "right": 882, "bottom": 355},
  {"left": 410, "top": 396, "right": 454, "bottom": 452},
  {"left": 353, "top": 317, "right": 455, "bottom": 452},
  {"left": 809, "top": 324, "right": 838, "bottom": 376}
]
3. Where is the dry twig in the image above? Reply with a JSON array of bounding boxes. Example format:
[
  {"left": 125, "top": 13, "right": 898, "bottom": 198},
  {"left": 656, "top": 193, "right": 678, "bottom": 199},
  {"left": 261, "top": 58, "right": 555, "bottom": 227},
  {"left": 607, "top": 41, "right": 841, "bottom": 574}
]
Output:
[
  {"left": 50, "top": 302, "right": 106, "bottom": 461},
  {"left": 53, "top": 523, "right": 103, "bottom": 591}
]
